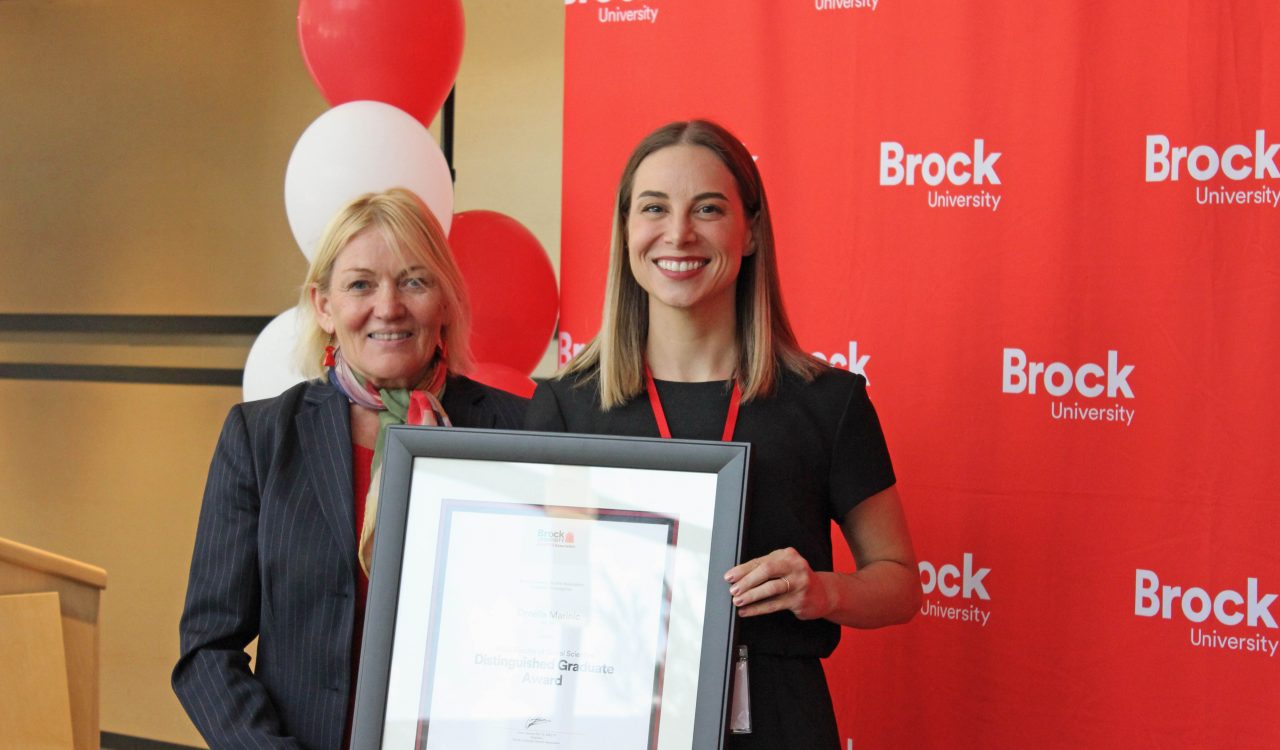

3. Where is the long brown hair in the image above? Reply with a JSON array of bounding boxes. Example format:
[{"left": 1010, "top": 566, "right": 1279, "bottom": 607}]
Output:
[{"left": 562, "top": 120, "right": 821, "bottom": 408}]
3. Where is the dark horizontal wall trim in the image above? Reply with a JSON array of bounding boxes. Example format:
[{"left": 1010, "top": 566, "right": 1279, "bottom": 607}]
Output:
[
  {"left": 0, "top": 313, "right": 274, "bottom": 335},
  {"left": 101, "top": 732, "right": 205, "bottom": 750},
  {"left": 0, "top": 363, "right": 243, "bottom": 387}
]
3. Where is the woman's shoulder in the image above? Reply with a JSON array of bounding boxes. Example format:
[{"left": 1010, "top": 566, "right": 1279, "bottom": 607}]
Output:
[
  {"left": 526, "top": 365, "right": 631, "bottom": 433},
  {"left": 775, "top": 361, "right": 868, "bottom": 402},
  {"left": 446, "top": 373, "right": 529, "bottom": 406},
  {"left": 445, "top": 374, "right": 530, "bottom": 429},
  {"left": 544, "top": 365, "right": 600, "bottom": 396},
  {"left": 211, "top": 380, "right": 341, "bottom": 459},
  {"left": 237, "top": 379, "right": 337, "bottom": 420}
]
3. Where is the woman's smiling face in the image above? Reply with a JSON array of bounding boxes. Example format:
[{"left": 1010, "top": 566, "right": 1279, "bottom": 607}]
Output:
[
  {"left": 626, "top": 143, "right": 753, "bottom": 319},
  {"left": 311, "top": 227, "right": 449, "bottom": 389}
]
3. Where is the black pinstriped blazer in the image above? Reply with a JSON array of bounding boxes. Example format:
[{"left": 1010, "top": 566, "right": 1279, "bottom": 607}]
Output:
[{"left": 173, "top": 376, "right": 527, "bottom": 750}]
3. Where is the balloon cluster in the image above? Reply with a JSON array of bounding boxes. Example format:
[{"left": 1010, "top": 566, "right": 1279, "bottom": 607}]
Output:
[{"left": 244, "top": 0, "right": 557, "bottom": 401}]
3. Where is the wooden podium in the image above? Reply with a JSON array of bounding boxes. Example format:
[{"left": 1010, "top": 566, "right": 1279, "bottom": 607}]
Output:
[{"left": 0, "top": 537, "right": 107, "bottom": 750}]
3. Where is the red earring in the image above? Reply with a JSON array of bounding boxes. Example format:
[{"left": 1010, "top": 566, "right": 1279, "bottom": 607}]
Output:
[
  {"left": 323, "top": 344, "right": 336, "bottom": 368},
  {"left": 423, "top": 338, "right": 449, "bottom": 393}
]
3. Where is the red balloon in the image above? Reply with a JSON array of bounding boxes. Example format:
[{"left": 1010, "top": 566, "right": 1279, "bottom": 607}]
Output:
[
  {"left": 298, "top": 0, "right": 464, "bottom": 127},
  {"left": 449, "top": 210, "right": 559, "bottom": 375},
  {"left": 469, "top": 361, "right": 536, "bottom": 400}
]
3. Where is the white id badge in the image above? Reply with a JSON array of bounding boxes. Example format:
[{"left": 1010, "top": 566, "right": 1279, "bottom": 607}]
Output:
[{"left": 730, "top": 645, "right": 752, "bottom": 734}]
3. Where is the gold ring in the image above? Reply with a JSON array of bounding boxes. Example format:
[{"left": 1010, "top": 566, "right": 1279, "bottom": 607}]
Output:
[{"left": 779, "top": 576, "right": 791, "bottom": 594}]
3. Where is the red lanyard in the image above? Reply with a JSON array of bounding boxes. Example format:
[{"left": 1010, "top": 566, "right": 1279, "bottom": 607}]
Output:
[{"left": 644, "top": 365, "right": 742, "bottom": 441}]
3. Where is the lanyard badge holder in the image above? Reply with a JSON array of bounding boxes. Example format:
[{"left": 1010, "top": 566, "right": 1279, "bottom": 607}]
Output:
[
  {"left": 730, "top": 644, "right": 752, "bottom": 734},
  {"left": 645, "top": 367, "right": 751, "bottom": 733}
]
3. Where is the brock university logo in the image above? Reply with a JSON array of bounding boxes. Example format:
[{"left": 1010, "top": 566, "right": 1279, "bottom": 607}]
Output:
[
  {"left": 1145, "top": 129, "right": 1280, "bottom": 207},
  {"left": 1002, "top": 347, "right": 1136, "bottom": 427},
  {"left": 918, "top": 553, "right": 992, "bottom": 627},
  {"left": 811, "top": 341, "right": 870, "bottom": 383},
  {"left": 1134, "top": 569, "right": 1279, "bottom": 658},
  {"left": 879, "top": 139, "right": 1003, "bottom": 211}
]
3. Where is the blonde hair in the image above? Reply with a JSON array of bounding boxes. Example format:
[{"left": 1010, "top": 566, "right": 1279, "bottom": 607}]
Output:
[
  {"left": 562, "top": 120, "right": 822, "bottom": 408},
  {"left": 295, "top": 188, "right": 473, "bottom": 379}
]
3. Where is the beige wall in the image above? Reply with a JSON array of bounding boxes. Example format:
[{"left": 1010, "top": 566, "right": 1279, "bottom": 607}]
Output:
[
  {"left": 453, "top": 3, "right": 564, "bottom": 277},
  {"left": 0, "top": 1, "right": 563, "bottom": 745},
  {"left": 0, "top": 0, "right": 320, "bottom": 317}
]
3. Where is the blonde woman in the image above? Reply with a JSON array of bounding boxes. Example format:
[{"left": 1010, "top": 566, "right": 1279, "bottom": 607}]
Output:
[{"left": 175, "top": 188, "right": 526, "bottom": 750}]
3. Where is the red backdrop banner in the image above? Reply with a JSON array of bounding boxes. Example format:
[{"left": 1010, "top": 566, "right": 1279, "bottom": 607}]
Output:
[{"left": 560, "top": 2, "right": 1279, "bottom": 748}]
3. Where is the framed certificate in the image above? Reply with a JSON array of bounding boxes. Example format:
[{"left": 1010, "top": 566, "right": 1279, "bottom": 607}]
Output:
[{"left": 351, "top": 427, "right": 750, "bottom": 750}]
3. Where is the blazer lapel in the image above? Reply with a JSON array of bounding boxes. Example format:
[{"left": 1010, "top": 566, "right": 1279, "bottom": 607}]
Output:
[{"left": 297, "top": 385, "right": 357, "bottom": 571}]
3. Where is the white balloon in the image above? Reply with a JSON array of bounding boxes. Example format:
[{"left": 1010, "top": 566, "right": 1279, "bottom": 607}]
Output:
[
  {"left": 243, "top": 308, "right": 308, "bottom": 402},
  {"left": 284, "top": 101, "right": 454, "bottom": 261}
]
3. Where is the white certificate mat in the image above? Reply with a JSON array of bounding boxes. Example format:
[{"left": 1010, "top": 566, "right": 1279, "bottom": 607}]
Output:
[{"left": 417, "top": 501, "right": 675, "bottom": 749}]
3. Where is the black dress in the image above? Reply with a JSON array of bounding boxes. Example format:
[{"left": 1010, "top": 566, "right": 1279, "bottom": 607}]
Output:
[{"left": 526, "top": 365, "right": 895, "bottom": 749}]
